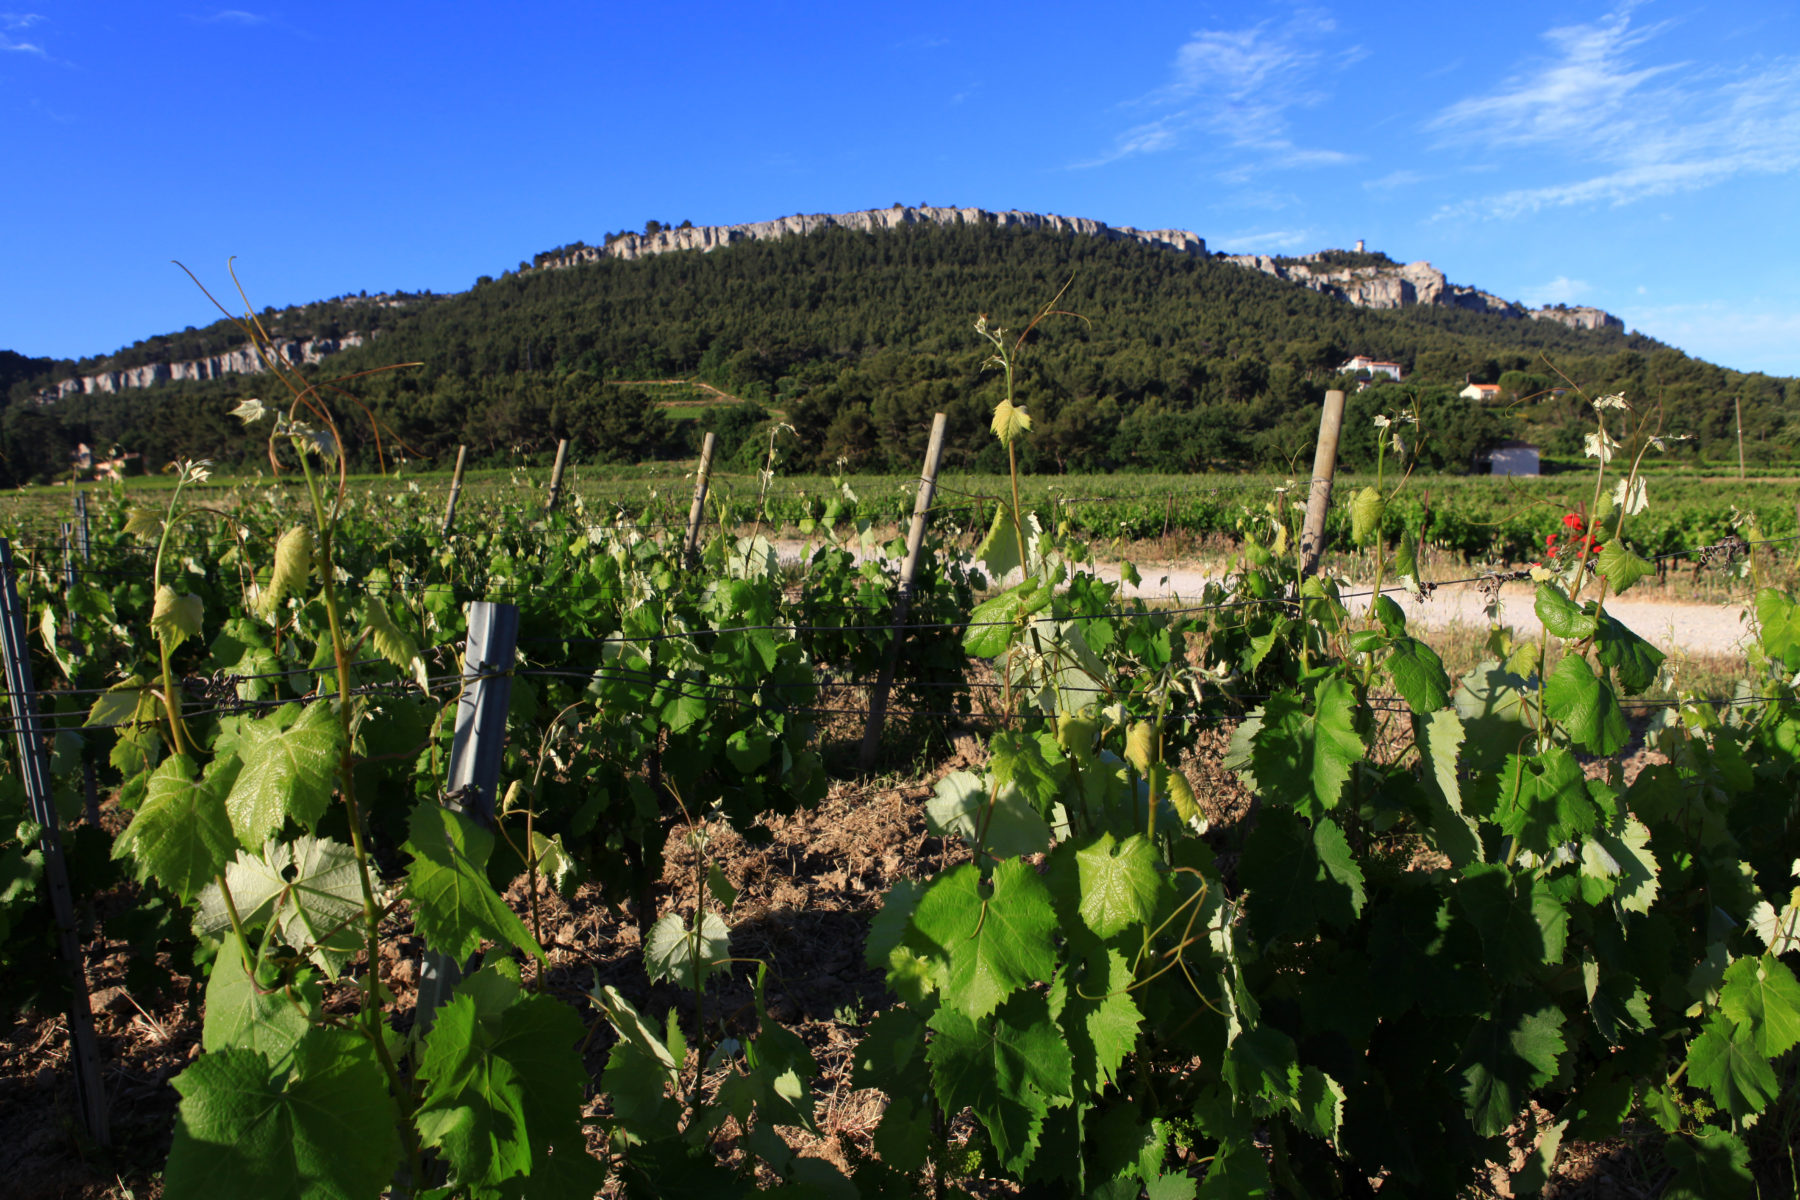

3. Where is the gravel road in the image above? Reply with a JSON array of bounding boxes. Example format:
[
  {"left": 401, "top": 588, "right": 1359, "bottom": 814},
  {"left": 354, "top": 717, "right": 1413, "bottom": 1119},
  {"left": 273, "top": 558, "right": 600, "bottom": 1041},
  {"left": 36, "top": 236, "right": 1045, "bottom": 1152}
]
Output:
[
  {"left": 773, "top": 538, "right": 1757, "bottom": 660},
  {"left": 1101, "top": 561, "right": 1757, "bottom": 659}
]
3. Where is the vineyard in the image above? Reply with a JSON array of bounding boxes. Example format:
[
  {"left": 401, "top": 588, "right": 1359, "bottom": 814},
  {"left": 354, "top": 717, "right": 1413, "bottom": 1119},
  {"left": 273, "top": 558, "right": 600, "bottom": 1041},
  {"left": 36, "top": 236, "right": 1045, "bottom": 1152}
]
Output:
[{"left": 2, "top": 356, "right": 1799, "bottom": 1199}]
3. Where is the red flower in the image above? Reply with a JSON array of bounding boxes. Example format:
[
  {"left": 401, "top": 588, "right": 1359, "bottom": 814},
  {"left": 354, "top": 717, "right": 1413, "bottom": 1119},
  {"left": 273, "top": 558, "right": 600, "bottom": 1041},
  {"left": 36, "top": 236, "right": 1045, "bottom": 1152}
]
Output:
[
  {"left": 1563, "top": 512, "right": 1584, "bottom": 531},
  {"left": 1546, "top": 534, "right": 1558, "bottom": 547}
]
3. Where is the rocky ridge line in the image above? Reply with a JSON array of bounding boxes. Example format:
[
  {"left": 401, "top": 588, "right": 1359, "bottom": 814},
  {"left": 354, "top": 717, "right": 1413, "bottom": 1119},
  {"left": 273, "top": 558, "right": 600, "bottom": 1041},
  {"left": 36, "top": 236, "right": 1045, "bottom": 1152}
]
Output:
[
  {"left": 531, "top": 205, "right": 1209, "bottom": 268},
  {"left": 40, "top": 335, "right": 366, "bottom": 401},
  {"left": 37, "top": 206, "right": 1624, "bottom": 400},
  {"left": 1219, "top": 251, "right": 1623, "bottom": 331}
]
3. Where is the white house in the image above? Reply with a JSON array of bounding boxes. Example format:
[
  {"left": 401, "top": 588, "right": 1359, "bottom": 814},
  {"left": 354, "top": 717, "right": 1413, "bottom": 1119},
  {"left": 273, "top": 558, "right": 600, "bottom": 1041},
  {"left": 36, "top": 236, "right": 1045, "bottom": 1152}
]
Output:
[
  {"left": 1339, "top": 355, "right": 1403, "bottom": 380},
  {"left": 1487, "top": 440, "right": 1540, "bottom": 476},
  {"left": 1460, "top": 382, "right": 1502, "bottom": 402}
]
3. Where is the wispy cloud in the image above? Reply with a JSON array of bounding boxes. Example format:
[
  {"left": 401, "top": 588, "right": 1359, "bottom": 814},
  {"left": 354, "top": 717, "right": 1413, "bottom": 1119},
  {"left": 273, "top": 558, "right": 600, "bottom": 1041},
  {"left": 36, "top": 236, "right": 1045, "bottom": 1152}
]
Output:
[
  {"left": 202, "top": 9, "right": 270, "bottom": 25},
  {"left": 1364, "top": 168, "right": 1428, "bottom": 192},
  {"left": 1431, "top": 5, "right": 1800, "bottom": 217},
  {"left": 1618, "top": 300, "right": 1800, "bottom": 375},
  {"left": 1077, "top": 8, "right": 1361, "bottom": 176},
  {"left": 1521, "top": 275, "right": 1591, "bottom": 306},
  {"left": 1219, "top": 228, "right": 1316, "bottom": 252},
  {"left": 1, "top": 12, "right": 46, "bottom": 56}
]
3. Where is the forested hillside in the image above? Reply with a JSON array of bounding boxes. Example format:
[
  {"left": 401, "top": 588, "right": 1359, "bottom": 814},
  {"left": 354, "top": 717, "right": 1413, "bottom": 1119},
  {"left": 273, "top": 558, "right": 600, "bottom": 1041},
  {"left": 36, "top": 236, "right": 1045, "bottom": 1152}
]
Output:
[{"left": 4, "top": 222, "right": 1794, "bottom": 482}]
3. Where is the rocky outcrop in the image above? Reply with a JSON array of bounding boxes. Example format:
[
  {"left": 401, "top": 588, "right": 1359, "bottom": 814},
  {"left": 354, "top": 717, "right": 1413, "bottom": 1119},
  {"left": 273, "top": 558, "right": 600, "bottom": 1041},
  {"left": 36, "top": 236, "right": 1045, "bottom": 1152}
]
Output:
[
  {"left": 1218, "top": 253, "right": 1525, "bottom": 317},
  {"left": 532, "top": 205, "right": 1208, "bottom": 270},
  {"left": 43, "top": 335, "right": 365, "bottom": 400},
  {"left": 1528, "top": 305, "right": 1624, "bottom": 332}
]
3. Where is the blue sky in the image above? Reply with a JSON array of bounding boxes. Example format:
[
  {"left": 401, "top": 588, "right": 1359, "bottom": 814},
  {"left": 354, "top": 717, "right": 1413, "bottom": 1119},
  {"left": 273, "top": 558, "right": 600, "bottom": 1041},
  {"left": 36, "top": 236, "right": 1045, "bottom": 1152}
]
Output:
[{"left": 4, "top": 1, "right": 1798, "bottom": 376}]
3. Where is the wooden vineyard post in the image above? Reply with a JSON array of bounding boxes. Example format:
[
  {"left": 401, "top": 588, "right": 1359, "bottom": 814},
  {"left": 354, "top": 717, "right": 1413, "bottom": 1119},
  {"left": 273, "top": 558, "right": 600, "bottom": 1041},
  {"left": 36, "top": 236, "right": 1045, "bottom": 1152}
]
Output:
[
  {"left": 1736, "top": 395, "right": 1746, "bottom": 481},
  {"left": 858, "top": 412, "right": 948, "bottom": 769},
  {"left": 74, "top": 490, "right": 91, "bottom": 562},
  {"left": 683, "top": 432, "right": 718, "bottom": 564},
  {"left": 1298, "top": 389, "right": 1347, "bottom": 577},
  {"left": 0, "top": 540, "right": 108, "bottom": 1144},
  {"left": 545, "top": 439, "right": 569, "bottom": 513},
  {"left": 417, "top": 600, "right": 520, "bottom": 1029},
  {"left": 442, "top": 444, "right": 468, "bottom": 536},
  {"left": 60, "top": 522, "right": 76, "bottom": 595}
]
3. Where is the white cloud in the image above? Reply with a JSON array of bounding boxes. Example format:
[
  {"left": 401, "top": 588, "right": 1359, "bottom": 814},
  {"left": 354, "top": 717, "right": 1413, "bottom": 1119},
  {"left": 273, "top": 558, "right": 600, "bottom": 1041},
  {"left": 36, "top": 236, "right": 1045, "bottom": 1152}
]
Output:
[
  {"left": 205, "top": 10, "right": 270, "bottom": 25},
  {"left": 1430, "top": 6, "right": 1800, "bottom": 217},
  {"left": 1364, "top": 168, "right": 1427, "bottom": 192},
  {"left": 0, "top": 33, "right": 43, "bottom": 54},
  {"left": 0, "top": 12, "right": 44, "bottom": 29},
  {"left": 1078, "top": 8, "right": 1360, "bottom": 176},
  {"left": 1619, "top": 300, "right": 1800, "bottom": 375},
  {"left": 1219, "top": 228, "right": 1315, "bottom": 252},
  {"left": 1521, "top": 275, "right": 1591, "bottom": 306}
]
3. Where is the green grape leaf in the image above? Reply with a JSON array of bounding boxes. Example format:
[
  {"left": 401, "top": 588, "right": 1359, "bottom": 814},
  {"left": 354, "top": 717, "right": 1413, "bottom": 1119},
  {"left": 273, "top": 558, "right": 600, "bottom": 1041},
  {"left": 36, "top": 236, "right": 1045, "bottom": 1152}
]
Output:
[
  {"left": 975, "top": 503, "right": 1025, "bottom": 581},
  {"left": 866, "top": 878, "right": 925, "bottom": 970},
  {"left": 415, "top": 985, "right": 595, "bottom": 1193},
  {"left": 1755, "top": 588, "right": 1800, "bottom": 667},
  {"left": 1064, "top": 946, "right": 1143, "bottom": 1093},
  {"left": 87, "top": 674, "right": 157, "bottom": 731},
  {"left": 643, "top": 909, "right": 732, "bottom": 991},
  {"left": 1457, "top": 864, "right": 1563, "bottom": 976},
  {"left": 1495, "top": 747, "right": 1596, "bottom": 856},
  {"left": 1419, "top": 710, "right": 1482, "bottom": 867},
  {"left": 403, "top": 803, "right": 543, "bottom": 963},
  {"left": 260, "top": 524, "right": 313, "bottom": 615},
  {"left": 1076, "top": 832, "right": 1162, "bottom": 938},
  {"left": 1543, "top": 655, "right": 1628, "bottom": 755},
  {"left": 201, "top": 934, "right": 320, "bottom": 1068},
  {"left": 152, "top": 584, "right": 205, "bottom": 650},
  {"left": 1595, "top": 543, "right": 1654, "bottom": 595},
  {"left": 1248, "top": 677, "right": 1364, "bottom": 819},
  {"left": 1534, "top": 583, "right": 1597, "bottom": 640},
  {"left": 964, "top": 579, "right": 1049, "bottom": 659},
  {"left": 1660, "top": 1127, "right": 1755, "bottom": 1200},
  {"left": 926, "top": 991, "right": 1073, "bottom": 1174},
  {"left": 1394, "top": 534, "right": 1420, "bottom": 594},
  {"left": 1349, "top": 486, "right": 1384, "bottom": 547},
  {"left": 1686, "top": 1014, "right": 1781, "bottom": 1120},
  {"left": 1386, "top": 636, "right": 1451, "bottom": 712},
  {"left": 1585, "top": 816, "right": 1659, "bottom": 914},
  {"left": 38, "top": 605, "right": 75, "bottom": 681},
  {"left": 362, "top": 598, "right": 426, "bottom": 690},
  {"left": 1373, "top": 593, "right": 1408, "bottom": 637},
  {"left": 925, "top": 770, "right": 1050, "bottom": 859},
  {"left": 1237, "top": 808, "right": 1360, "bottom": 940},
  {"left": 1719, "top": 953, "right": 1800, "bottom": 1059},
  {"left": 725, "top": 727, "right": 772, "bottom": 773},
  {"left": 222, "top": 702, "right": 344, "bottom": 848},
  {"left": 1460, "top": 1001, "right": 1567, "bottom": 1136},
  {"left": 196, "top": 836, "right": 364, "bottom": 977},
  {"left": 1594, "top": 612, "right": 1665, "bottom": 695},
  {"left": 164, "top": 1032, "right": 400, "bottom": 1200},
  {"left": 593, "top": 985, "right": 682, "bottom": 1138},
  {"left": 910, "top": 860, "right": 1056, "bottom": 1020},
  {"left": 112, "top": 754, "right": 236, "bottom": 903},
  {"left": 1311, "top": 818, "right": 1367, "bottom": 918}
]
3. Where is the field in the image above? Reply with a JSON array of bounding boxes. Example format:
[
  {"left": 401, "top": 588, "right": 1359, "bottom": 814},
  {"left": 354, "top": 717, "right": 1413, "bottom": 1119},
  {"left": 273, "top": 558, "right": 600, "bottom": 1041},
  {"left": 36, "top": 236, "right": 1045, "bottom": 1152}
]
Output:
[{"left": 2, "top": 422, "right": 1799, "bottom": 1199}]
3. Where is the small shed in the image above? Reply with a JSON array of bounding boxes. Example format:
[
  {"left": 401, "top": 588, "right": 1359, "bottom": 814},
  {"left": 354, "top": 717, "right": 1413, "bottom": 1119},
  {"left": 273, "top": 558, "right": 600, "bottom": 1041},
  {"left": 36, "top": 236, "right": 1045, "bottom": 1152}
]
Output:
[
  {"left": 1460, "top": 382, "right": 1502, "bottom": 402},
  {"left": 1487, "top": 440, "right": 1540, "bottom": 476}
]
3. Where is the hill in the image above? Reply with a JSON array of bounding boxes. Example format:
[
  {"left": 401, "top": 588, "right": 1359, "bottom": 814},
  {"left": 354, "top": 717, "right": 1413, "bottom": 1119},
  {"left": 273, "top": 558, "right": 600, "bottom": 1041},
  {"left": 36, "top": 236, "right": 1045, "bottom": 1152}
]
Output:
[{"left": 2, "top": 214, "right": 1793, "bottom": 483}]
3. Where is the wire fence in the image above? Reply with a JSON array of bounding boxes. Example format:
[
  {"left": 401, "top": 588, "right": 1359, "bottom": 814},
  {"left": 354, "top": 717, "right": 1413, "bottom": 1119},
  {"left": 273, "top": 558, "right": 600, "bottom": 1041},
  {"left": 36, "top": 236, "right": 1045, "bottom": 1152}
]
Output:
[{"left": 0, "top": 522, "right": 1791, "bottom": 749}]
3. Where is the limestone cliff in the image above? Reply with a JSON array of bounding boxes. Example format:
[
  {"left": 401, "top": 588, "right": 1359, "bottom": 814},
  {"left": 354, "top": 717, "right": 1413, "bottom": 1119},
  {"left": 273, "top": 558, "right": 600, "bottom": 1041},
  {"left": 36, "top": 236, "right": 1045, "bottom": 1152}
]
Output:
[
  {"left": 532, "top": 205, "right": 1208, "bottom": 269},
  {"left": 42, "top": 334, "right": 365, "bottom": 401}
]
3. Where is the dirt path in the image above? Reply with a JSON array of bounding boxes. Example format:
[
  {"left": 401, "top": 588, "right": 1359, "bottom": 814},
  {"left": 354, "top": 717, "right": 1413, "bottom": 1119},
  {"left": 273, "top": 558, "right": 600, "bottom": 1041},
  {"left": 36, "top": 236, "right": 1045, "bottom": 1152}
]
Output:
[
  {"left": 1100, "top": 558, "right": 1758, "bottom": 659},
  {"left": 774, "top": 539, "right": 1758, "bottom": 659}
]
